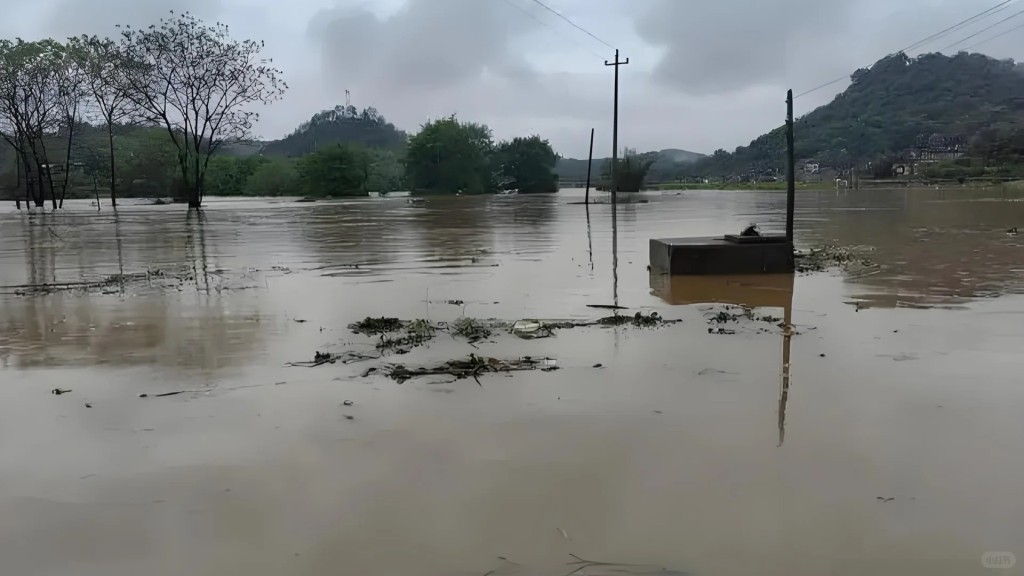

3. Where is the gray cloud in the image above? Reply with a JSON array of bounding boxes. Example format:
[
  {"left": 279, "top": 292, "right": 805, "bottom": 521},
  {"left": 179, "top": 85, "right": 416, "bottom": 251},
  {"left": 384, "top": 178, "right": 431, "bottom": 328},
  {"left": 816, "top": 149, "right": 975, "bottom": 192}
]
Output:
[
  {"left": 637, "top": 0, "right": 1024, "bottom": 98},
  {"left": 45, "top": 0, "right": 223, "bottom": 39},
  {"left": 311, "top": 0, "right": 536, "bottom": 91}
]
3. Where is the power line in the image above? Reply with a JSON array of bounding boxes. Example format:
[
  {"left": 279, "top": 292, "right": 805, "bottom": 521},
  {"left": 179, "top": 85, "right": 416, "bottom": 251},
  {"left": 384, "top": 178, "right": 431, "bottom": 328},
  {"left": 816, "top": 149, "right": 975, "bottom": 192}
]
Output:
[
  {"left": 526, "top": 0, "right": 615, "bottom": 50},
  {"left": 963, "top": 19, "right": 1024, "bottom": 50},
  {"left": 940, "top": 6, "right": 1024, "bottom": 51},
  {"left": 495, "top": 0, "right": 605, "bottom": 59},
  {"left": 901, "top": 0, "right": 1015, "bottom": 53},
  {"left": 795, "top": 1, "right": 1022, "bottom": 99},
  {"left": 794, "top": 76, "right": 849, "bottom": 99}
]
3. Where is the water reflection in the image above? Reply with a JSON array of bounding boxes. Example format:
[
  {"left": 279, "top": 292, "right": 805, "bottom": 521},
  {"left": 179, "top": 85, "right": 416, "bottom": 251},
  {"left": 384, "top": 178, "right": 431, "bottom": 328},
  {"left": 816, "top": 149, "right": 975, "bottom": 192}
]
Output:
[
  {"left": 651, "top": 273, "right": 795, "bottom": 445},
  {"left": 0, "top": 209, "right": 267, "bottom": 370}
]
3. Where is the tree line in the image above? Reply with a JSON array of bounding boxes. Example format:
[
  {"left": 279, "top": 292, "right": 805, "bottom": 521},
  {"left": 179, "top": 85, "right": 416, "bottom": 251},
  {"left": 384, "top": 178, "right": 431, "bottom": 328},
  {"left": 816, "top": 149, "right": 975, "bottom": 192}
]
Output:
[
  {"left": 0, "top": 11, "right": 285, "bottom": 209},
  {"left": 0, "top": 10, "right": 564, "bottom": 208},
  {"left": 200, "top": 113, "right": 562, "bottom": 198}
]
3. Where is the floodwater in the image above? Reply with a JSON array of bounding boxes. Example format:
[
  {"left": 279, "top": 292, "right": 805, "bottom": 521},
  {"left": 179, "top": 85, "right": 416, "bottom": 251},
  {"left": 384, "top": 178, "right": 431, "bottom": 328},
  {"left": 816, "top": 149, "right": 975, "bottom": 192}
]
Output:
[{"left": 1, "top": 188, "right": 1023, "bottom": 576}]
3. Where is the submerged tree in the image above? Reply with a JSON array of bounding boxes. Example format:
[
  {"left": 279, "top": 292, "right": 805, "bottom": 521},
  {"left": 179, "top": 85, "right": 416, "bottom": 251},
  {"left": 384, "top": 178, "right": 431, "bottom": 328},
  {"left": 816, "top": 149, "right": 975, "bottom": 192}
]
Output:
[
  {"left": 72, "top": 35, "right": 136, "bottom": 207},
  {"left": 495, "top": 135, "right": 558, "bottom": 193},
  {"left": 118, "top": 11, "right": 286, "bottom": 208},
  {"left": 295, "top": 143, "right": 371, "bottom": 197},
  {"left": 0, "top": 39, "right": 66, "bottom": 208},
  {"left": 603, "top": 147, "right": 655, "bottom": 192},
  {"left": 406, "top": 116, "right": 494, "bottom": 195}
]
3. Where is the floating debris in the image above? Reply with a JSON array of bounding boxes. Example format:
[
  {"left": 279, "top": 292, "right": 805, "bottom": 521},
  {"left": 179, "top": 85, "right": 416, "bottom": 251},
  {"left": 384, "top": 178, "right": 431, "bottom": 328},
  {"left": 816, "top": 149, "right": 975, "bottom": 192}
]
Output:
[
  {"left": 795, "top": 244, "right": 876, "bottom": 273},
  {"left": 51, "top": 388, "right": 71, "bottom": 396},
  {"left": 287, "top": 350, "right": 379, "bottom": 368},
  {"left": 598, "top": 311, "right": 670, "bottom": 328},
  {"left": 511, "top": 319, "right": 554, "bottom": 340},
  {"left": 706, "top": 306, "right": 783, "bottom": 327},
  {"left": 348, "top": 317, "right": 404, "bottom": 335},
  {"left": 381, "top": 354, "right": 558, "bottom": 385},
  {"left": 450, "top": 317, "right": 497, "bottom": 343},
  {"left": 8, "top": 266, "right": 262, "bottom": 297}
]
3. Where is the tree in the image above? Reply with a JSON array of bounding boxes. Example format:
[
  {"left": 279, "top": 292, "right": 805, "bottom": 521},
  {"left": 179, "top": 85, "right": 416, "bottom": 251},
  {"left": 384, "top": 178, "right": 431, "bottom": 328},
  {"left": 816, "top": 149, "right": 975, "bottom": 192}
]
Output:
[
  {"left": 295, "top": 144, "right": 370, "bottom": 197},
  {"left": 204, "top": 155, "right": 263, "bottom": 196},
  {"left": 406, "top": 116, "right": 494, "bottom": 194},
  {"left": 54, "top": 42, "right": 89, "bottom": 207},
  {"left": 496, "top": 136, "right": 558, "bottom": 193},
  {"left": 72, "top": 35, "right": 136, "bottom": 207},
  {"left": 365, "top": 148, "right": 404, "bottom": 193},
  {"left": 0, "top": 39, "right": 66, "bottom": 208},
  {"left": 118, "top": 11, "right": 286, "bottom": 208},
  {"left": 244, "top": 157, "right": 298, "bottom": 196},
  {"left": 603, "top": 147, "right": 655, "bottom": 192}
]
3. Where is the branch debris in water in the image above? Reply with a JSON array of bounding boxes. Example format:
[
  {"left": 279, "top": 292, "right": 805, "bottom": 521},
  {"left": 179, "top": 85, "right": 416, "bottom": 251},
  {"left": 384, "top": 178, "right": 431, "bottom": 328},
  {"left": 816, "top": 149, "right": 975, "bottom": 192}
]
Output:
[
  {"left": 382, "top": 354, "right": 559, "bottom": 384},
  {"left": 795, "top": 244, "right": 876, "bottom": 273}
]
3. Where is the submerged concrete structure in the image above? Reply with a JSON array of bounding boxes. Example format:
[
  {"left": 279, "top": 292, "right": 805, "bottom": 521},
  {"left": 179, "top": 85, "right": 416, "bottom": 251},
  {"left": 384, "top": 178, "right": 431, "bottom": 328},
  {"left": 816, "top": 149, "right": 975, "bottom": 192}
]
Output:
[
  {"left": 649, "top": 235, "right": 794, "bottom": 275},
  {"left": 649, "top": 90, "right": 798, "bottom": 276}
]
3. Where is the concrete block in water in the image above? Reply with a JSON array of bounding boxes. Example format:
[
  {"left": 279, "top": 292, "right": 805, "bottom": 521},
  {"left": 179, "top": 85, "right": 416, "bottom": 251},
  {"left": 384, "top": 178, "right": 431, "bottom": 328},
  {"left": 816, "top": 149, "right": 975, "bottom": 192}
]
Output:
[{"left": 649, "top": 235, "right": 795, "bottom": 275}]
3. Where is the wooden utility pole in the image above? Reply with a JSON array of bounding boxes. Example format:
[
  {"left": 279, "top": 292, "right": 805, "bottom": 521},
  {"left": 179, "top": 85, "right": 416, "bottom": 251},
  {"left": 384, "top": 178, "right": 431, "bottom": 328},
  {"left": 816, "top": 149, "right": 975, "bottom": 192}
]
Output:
[
  {"left": 785, "top": 89, "right": 796, "bottom": 243},
  {"left": 584, "top": 128, "right": 595, "bottom": 205},
  {"left": 605, "top": 49, "right": 628, "bottom": 204}
]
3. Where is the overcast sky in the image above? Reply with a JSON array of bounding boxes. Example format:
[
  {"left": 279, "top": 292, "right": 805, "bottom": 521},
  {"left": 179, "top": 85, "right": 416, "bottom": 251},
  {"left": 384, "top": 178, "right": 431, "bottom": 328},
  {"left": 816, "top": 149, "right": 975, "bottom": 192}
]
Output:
[{"left": 3, "top": 0, "right": 1023, "bottom": 157}]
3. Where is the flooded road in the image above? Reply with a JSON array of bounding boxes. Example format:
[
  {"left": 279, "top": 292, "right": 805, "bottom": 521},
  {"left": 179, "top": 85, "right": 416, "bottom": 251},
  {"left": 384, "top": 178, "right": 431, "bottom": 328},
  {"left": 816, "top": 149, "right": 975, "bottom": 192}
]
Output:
[{"left": 1, "top": 188, "right": 1023, "bottom": 576}]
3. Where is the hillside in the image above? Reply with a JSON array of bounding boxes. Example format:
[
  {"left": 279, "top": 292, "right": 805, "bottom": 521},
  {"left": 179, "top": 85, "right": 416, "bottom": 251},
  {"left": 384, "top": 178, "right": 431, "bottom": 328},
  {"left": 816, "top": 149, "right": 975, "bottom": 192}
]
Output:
[
  {"left": 685, "top": 51, "right": 1024, "bottom": 179},
  {"left": 261, "top": 105, "right": 408, "bottom": 157},
  {"left": 556, "top": 148, "right": 705, "bottom": 182}
]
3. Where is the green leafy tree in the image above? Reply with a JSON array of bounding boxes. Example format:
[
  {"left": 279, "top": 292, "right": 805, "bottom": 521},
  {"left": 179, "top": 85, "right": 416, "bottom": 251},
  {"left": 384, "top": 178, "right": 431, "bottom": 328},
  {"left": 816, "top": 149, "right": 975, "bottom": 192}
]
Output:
[
  {"left": 204, "top": 155, "right": 263, "bottom": 196},
  {"left": 365, "top": 148, "right": 404, "bottom": 193},
  {"left": 406, "top": 116, "right": 494, "bottom": 194},
  {"left": 603, "top": 148, "right": 655, "bottom": 192},
  {"left": 295, "top": 143, "right": 370, "bottom": 197},
  {"left": 244, "top": 157, "right": 298, "bottom": 196},
  {"left": 496, "top": 135, "right": 558, "bottom": 193}
]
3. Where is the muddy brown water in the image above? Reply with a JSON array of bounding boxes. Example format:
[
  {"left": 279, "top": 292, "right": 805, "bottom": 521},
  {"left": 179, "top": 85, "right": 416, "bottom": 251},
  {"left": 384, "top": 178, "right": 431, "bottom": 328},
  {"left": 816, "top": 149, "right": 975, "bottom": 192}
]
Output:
[{"left": 1, "top": 188, "right": 1023, "bottom": 576}]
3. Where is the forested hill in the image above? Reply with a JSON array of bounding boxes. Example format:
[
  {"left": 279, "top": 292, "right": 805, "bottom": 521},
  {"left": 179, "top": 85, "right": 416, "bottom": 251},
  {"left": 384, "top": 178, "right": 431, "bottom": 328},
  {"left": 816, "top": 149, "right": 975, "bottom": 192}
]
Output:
[
  {"left": 686, "top": 51, "right": 1024, "bottom": 178},
  {"left": 261, "top": 105, "right": 408, "bottom": 157}
]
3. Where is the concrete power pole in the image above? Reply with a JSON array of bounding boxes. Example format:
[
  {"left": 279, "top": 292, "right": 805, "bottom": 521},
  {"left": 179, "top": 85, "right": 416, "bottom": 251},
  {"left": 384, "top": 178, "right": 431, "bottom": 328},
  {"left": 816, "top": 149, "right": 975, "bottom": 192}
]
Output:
[{"left": 604, "top": 49, "right": 629, "bottom": 204}]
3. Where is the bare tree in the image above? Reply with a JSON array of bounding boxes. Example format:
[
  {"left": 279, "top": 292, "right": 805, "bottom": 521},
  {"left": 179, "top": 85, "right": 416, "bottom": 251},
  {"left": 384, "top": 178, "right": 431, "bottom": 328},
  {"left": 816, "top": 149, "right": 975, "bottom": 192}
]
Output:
[
  {"left": 54, "top": 42, "right": 88, "bottom": 208},
  {"left": 118, "top": 11, "right": 286, "bottom": 208},
  {"left": 71, "top": 35, "right": 136, "bottom": 208},
  {"left": 0, "top": 39, "right": 65, "bottom": 208}
]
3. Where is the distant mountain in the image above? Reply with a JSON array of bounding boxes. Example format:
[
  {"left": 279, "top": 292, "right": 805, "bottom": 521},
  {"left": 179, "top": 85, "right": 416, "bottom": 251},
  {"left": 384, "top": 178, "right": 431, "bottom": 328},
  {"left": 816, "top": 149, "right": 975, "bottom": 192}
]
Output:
[
  {"left": 261, "top": 105, "right": 407, "bottom": 157},
  {"left": 685, "top": 51, "right": 1024, "bottom": 178},
  {"left": 556, "top": 148, "right": 705, "bottom": 182}
]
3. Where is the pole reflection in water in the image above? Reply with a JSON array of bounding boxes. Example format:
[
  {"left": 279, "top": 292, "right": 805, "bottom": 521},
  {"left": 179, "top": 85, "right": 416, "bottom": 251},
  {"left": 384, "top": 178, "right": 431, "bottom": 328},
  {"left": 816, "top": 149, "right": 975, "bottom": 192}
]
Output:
[
  {"left": 611, "top": 202, "right": 619, "bottom": 307},
  {"left": 585, "top": 203, "right": 594, "bottom": 273},
  {"left": 650, "top": 273, "right": 795, "bottom": 445}
]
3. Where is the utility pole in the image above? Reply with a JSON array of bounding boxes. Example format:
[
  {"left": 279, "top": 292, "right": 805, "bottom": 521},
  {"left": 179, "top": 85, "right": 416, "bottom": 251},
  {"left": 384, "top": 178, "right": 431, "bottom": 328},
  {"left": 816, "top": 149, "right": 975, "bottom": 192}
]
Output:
[
  {"left": 785, "top": 89, "right": 796, "bottom": 243},
  {"left": 605, "top": 49, "right": 628, "bottom": 204}
]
